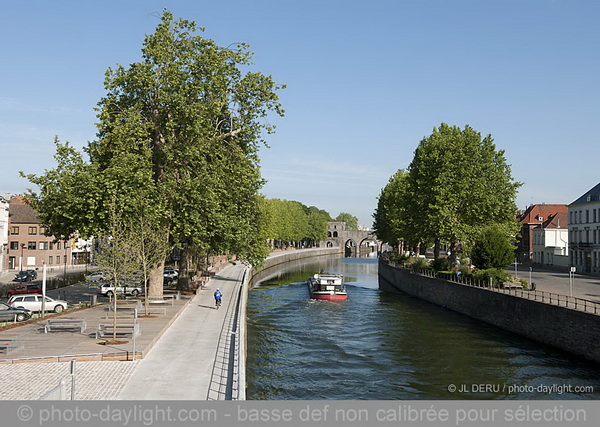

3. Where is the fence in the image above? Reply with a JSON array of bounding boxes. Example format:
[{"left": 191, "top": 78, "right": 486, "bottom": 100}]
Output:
[{"left": 390, "top": 262, "right": 600, "bottom": 316}]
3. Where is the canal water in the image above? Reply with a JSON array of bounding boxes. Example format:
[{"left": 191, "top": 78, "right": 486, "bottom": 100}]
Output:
[{"left": 247, "top": 256, "right": 600, "bottom": 400}]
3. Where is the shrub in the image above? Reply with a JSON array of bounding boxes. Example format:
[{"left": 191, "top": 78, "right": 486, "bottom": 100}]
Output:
[
  {"left": 431, "top": 258, "right": 451, "bottom": 272},
  {"left": 473, "top": 268, "right": 509, "bottom": 287},
  {"left": 471, "top": 225, "right": 515, "bottom": 270},
  {"left": 408, "top": 256, "right": 430, "bottom": 272}
]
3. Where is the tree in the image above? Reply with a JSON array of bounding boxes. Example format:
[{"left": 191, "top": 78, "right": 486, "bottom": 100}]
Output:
[
  {"left": 373, "top": 169, "right": 413, "bottom": 251},
  {"left": 335, "top": 213, "right": 359, "bottom": 230},
  {"left": 405, "top": 123, "right": 521, "bottom": 263},
  {"left": 23, "top": 10, "right": 284, "bottom": 296},
  {"left": 93, "top": 201, "right": 140, "bottom": 342},
  {"left": 471, "top": 225, "right": 516, "bottom": 270}
]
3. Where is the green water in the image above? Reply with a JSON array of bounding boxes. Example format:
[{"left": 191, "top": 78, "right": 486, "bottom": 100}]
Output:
[{"left": 247, "top": 257, "right": 600, "bottom": 400}]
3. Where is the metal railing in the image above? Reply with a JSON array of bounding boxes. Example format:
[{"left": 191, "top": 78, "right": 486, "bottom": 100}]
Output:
[{"left": 386, "top": 261, "right": 600, "bottom": 316}]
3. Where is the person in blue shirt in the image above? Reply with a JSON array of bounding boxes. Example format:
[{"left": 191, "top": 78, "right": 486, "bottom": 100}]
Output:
[{"left": 214, "top": 288, "right": 223, "bottom": 308}]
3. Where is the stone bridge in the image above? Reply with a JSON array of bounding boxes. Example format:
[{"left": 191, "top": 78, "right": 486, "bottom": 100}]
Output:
[{"left": 322, "top": 221, "right": 387, "bottom": 257}]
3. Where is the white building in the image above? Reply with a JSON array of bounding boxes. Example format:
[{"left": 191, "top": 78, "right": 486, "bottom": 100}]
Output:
[
  {"left": 0, "top": 194, "right": 9, "bottom": 273},
  {"left": 568, "top": 183, "right": 600, "bottom": 274},
  {"left": 531, "top": 212, "right": 569, "bottom": 268}
]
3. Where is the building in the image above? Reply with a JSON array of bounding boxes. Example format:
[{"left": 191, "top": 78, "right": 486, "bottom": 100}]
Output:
[
  {"left": 0, "top": 194, "right": 9, "bottom": 273},
  {"left": 5, "top": 197, "right": 72, "bottom": 272},
  {"left": 516, "top": 204, "right": 568, "bottom": 263},
  {"left": 531, "top": 211, "right": 569, "bottom": 268},
  {"left": 568, "top": 183, "right": 600, "bottom": 274}
]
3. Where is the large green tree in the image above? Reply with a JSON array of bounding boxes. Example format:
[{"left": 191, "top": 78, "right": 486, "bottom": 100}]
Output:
[
  {"left": 24, "top": 11, "right": 284, "bottom": 296},
  {"left": 374, "top": 123, "right": 521, "bottom": 262}
]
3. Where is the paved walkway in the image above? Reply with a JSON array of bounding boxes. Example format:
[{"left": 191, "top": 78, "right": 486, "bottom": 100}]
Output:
[
  {"left": 118, "top": 262, "right": 248, "bottom": 400},
  {"left": 0, "top": 262, "right": 248, "bottom": 400},
  {"left": 511, "top": 265, "right": 600, "bottom": 302}
]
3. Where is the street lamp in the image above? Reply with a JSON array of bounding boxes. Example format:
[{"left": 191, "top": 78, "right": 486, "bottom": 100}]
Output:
[{"left": 20, "top": 243, "right": 25, "bottom": 272}]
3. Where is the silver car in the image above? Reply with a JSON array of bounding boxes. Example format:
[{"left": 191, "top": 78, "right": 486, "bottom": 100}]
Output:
[
  {"left": 97, "top": 283, "right": 142, "bottom": 297},
  {"left": 8, "top": 294, "right": 68, "bottom": 313}
]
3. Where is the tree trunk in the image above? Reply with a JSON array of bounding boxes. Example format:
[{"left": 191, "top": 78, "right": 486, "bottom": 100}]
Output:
[
  {"left": 434, "top": 239, "right": 441, "bottom": 259},
  {"left": 177, "top": 247, "right": 190, "bottom": 291},
  {"left": 148, "top": 258, "right": 165, "bottom": 299},
  {"left": 449, "top": 241, "right": 457, "bottom": 267}
]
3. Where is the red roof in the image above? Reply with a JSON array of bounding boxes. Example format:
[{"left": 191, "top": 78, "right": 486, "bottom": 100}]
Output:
[{"left": 518, "top": 204, "right": 568, "bottom": 225}]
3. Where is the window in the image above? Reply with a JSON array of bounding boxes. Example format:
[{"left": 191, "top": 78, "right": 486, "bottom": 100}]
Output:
[
  {"left": 57, "top": 242, "right": 61, "bottom": 250},
  {"left": 28, "top": 226, "right": 37, "bottom": 235},
  {"left": 40, "top": 226, "right": 47, "bottom": 235},
  {"left": 586, "top": 210, "right": 590, "bottom": 223},
  {"left": 10, "top": 226, "right": 19, "bottom": 235},
  {"left": 27, "top": 241, "right": 36, "bottom": 250},
  {"left": 56, "top": 256, "right": 60, "bottom": 264},
  {"left": 24, "top": 296, "right": 36, "bottom": 302},
  {"left": 48, "top": 256, "right": 53, "bottom": 265},
  {"left": 49, "top": 242, "right": 54, "bottom": 250},
  {"left": 39, "top": 242, "right": 48, "bottom": 250},
  {"left": 9, "top": 242, "right": 19, "bottom": 250}
]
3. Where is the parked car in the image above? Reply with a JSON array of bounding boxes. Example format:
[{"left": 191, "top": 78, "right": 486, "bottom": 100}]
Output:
[
  {"left": 163, "top": 268, "right": 179, "bottom": 285},
  {"left": 13, "top": 270, "right": 37, "bottom": 282},
  {"left": 6, "top": 283, "right": 42, "bottom": 298},
  {"left": 0, "top": 302, "right": 31, "bottom": 322},
  {"left": 85, "top": 271, "right": 107, "bottom": 281},
  {"left": 97, "top": 283, "right": 142, "bottom": 297},
  {"left": 7, "top": 294, "right": 68, "bottom": 313}
]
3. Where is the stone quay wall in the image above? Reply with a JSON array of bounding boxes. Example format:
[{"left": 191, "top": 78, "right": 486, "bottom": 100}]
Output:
[
  {"left": 379, "top": 259, "right": 600, "bottom": 364},
  {"left": 249, "top": 248, "right": 343, "bottom": 287}
]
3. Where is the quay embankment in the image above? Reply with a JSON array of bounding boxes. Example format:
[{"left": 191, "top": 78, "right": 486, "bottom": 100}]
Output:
[
  {"left": 379, "top": 259, "right": 600, "bottom": 364},
  {"left": 249, "top": 247, "right": 343, "bottom": 287}
]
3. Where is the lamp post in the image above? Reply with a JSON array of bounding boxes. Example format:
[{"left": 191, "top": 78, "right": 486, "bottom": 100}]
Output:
[{"left": 20, "top": 243, "right": 25, "bottom": 272}]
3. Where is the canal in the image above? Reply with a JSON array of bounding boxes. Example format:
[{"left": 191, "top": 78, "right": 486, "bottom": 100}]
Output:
[{"left": 247, "top": 256, "right": 600, "bottom": 400}]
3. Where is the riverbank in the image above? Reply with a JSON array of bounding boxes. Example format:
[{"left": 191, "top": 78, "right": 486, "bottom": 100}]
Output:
[{"left": 379, "top": 259, "right": 600, "bottom": 364}]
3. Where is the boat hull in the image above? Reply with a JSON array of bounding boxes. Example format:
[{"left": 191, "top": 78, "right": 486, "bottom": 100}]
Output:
[{"left": 310, "top": 292, "right": 347, "bottom": 301}]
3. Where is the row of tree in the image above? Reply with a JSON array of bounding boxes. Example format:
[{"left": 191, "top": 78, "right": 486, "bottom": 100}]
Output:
[
  {"left": 373, "top": 123, "right": 521, "bottom": 265},
  {"left": 260, "top": 199, "right": 358, "bottom": 248}
]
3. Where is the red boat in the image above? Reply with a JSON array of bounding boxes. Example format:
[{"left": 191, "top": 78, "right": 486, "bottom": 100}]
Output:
[{"left": 307, "top": 273, "right": 347, "bottom": 301}]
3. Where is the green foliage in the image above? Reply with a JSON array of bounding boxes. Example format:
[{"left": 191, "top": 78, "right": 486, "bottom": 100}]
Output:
[
  {"left": 407, "top": 257, "right": 430, "bottom": 272},
  {"left": 473, "top": 268, "right": 510, "bottom": 287},
  {"left": 373, "top": 169, "right": 413, "bottom": 246},
  {"left": 373, "top": 124, "right": 521, "bottom": 262},
  {"left": 471, "top": 225, "right": 516, "bottom": 270},
  {"left": 23, "top": 10, "right": 284, "bottom": 290},
  {"left": 261, "top": 198, "right": 333, "bottom": 247},
  {"left": 335, "top": 213, "right": 359, "bottom": 230},
  {"left": 431, "top": 258, "right": 451, "bottom": 272}
]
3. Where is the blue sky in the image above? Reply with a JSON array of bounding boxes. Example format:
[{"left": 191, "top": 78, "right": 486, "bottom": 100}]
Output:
[{"left": 1, "top": 0, "right": 599, "bottom": 227}]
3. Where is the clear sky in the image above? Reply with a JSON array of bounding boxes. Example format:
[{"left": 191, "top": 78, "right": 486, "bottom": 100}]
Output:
[{"left": 1, "top": 0, "right": 599, "bottom": 227}]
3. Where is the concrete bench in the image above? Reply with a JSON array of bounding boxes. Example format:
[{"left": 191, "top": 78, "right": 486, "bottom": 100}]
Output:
[
  {"left": 0, "top": 337, "right": 23, "bottom": 355},
  {"left": 44, "top": 318, "right": 87, "bottom": 334},
  {"left": 96, "top": 323, "right": 141, "bottom": 339},
  {"left": 146, "top": 296, "right": 175, "bottom": 306},
  {"left": 107, "top": 301, "right": 142, "bottom": 312},
  {"left": 501, "top": 282, "right": 524, "bottom": 290}
]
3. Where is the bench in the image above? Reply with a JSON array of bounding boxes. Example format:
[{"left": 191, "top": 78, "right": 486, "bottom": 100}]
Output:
[
  {"left": 104, "top": 306, "right": 167, "bottom": 318},
  {"left": 0, "top": 337, "right": 23, "bottom": 355},
  {"left": 501, "top": 282, "right": 524, "bottom": 290},
  {"left": 146, "top": 296, "right": 175, "bottom": 306},
  {"left": 107, "top": 300, "right": 142, "bottom": 312},
  {"left": 96, "top": 323, "right": 141, "bottom": 339},
  {"left": 44, "top": 318, "right": 87, "bottom": 334}
]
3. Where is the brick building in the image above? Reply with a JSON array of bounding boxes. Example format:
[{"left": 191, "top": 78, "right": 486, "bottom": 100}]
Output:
[
  {"left": 5, "top": 197, "right": 72, "bottom": 272},
  {"left": 516, "top": 203, "right": 568, "bottom": 263}
]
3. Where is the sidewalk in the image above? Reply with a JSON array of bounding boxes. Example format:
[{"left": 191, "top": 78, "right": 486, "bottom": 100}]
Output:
[{"left": 118, "top": 262, "right": 248, "bottom": 399}]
